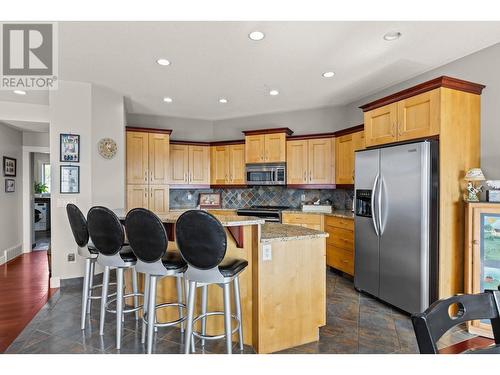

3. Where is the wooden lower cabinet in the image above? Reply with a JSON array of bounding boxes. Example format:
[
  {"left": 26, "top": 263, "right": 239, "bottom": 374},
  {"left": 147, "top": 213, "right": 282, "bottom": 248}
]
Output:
[
  {"left": 281, "top": 212, "right": 324, "bottom": 231},
  {"left": 325, "top": 216, "right": 354, "bottom": 275},
  {"left": 126, "top": 184, "right": 169, "bottom": 215}
]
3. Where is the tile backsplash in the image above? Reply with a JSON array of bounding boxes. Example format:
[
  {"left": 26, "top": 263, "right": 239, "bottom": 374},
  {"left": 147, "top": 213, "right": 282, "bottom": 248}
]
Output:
[{"left": 170, "top": 186, "right": 354, "bottom": 210}]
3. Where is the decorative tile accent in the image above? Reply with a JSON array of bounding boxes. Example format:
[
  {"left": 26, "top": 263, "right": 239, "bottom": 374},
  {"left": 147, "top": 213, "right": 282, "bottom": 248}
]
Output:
[{"left": 169, "top": 186, "right": 354, "bottom": 210}]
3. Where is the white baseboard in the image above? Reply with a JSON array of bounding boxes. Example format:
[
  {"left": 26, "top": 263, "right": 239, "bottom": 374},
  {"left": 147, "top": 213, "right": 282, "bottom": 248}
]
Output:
[
  {"left": 50, "top": 276, "right": 60, "bottom": 288},
  {"left": 0, "top": 243, "right": 23, "bottom": 265}
]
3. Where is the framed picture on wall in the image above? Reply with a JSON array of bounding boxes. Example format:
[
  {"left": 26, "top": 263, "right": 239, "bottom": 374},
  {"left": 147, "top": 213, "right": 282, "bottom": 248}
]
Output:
[
  {"left": 5, "top": 179, "right": 15, "bottom": 193},
  {"left": 3, "top": 156, "right": 17, "bottom": 177},
  {"left": 60, "top": 165, "right": 80, "bottom": 194},
  {"left": 60, "top": 134, "right": 80, "bottom": 162}
]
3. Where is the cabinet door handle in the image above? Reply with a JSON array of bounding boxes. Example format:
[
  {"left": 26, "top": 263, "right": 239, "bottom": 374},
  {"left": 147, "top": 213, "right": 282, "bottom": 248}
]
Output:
[
  {"left": 392, "top": 122, "right": 396, "bottom": 136},
  {"left": 144, "top": 171, "right": 148, "bottom": 182},
  {"left": 225, "top": 174, "right": 228, "bottom": 183},
  {"left": 304, "top": 171, "right": 307, "bottom": 182},
  {"left": 150, "top": 170, "right": 153, "bottom": 182},
  {"left": 309, "top": 170, "right": 312, "bottom": 181}
]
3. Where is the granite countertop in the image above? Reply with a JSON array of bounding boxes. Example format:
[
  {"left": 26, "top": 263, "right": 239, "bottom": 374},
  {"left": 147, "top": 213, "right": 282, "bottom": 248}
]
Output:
[
  {"left": 113, "top": 209, "right": 264, "bottom": 227},
  {"left": 261, "top": 223, "right": 329, "bottom": 243},
  {"left": 284, "top": 209, "right": 354, "bottom": 220}
]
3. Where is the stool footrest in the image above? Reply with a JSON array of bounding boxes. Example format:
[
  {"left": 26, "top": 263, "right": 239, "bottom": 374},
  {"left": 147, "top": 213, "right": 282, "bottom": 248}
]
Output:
[
  {"left": 191, "top": 311, "right": 240, "bottom": 341},
  {"left": 89, "top": 282, "right": 117, "bottom": 300},
  {"left": 105, "top": 292, "right": 144, "bottom": 314},
  {"left": 142, "top": 302, "right": 187, "bottom": 328}
]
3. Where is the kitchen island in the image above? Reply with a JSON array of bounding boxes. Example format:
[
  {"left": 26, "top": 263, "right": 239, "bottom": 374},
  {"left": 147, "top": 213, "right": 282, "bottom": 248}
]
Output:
[{"left": 120, "top": 210, "right": 327, "bottom": 353}]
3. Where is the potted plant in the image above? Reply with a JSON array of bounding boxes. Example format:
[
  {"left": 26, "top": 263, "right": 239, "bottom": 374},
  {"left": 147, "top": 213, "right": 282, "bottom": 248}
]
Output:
[{"left": 34, "top": 182, "right": 48, "bottom": 194}]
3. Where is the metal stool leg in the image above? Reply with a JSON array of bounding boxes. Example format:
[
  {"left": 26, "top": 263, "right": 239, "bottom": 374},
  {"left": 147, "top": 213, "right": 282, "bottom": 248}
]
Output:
[
  {"left": 176, "top": 276, "right": 185, "bottom": 334},
  {"left": 201, "top": 285, "right": 208, "bottom": 347},
  {"left": 146, "top": 275, "right": 157, "bottom": 354},
  {"left": 184, "top": 280, "right": 197, "bottom": 354},
  {"left": 141, "top": 274, "right": 150, "bottom": 344},
  {"left": 87, "top": 260, "right": 95, "bottom": 315},
  {"left": 116, "top": 268, "right": 124, "bottom": 349},
  {"left": 99, "top": 266, "right": 110, "bottom": 335},
  {"left": 223, "top": 282, "right": 232, "bottom": 354},
  {"left": 81, "top": 258, "right": 91, "bottom": 330},
  {"left": 132, "top": 268, "right": 139, "bottom": 320},
  {"left": 233, "top": 276, "right": 244, "bottom": 351}
]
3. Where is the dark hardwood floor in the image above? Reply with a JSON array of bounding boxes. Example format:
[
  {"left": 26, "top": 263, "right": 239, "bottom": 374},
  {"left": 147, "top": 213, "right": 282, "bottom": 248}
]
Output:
[{"left": 0, "top": 251, "right": 57, "bottom": 352}]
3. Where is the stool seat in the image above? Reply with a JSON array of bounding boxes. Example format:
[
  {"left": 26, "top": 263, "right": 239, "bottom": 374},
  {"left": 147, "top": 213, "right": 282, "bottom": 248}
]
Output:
[
  {"left": 161, "top": 251, "right": 187, "bottom": 270},
  {"left": 219, "top": 258, "right": 248, "bottom": 277},
  {"left": 119, "top": 246, "right": 137, "bottom": 262}
]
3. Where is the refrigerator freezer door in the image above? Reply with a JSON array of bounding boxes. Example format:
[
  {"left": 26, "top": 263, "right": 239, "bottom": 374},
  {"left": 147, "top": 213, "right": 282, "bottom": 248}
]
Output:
[
  {"left": 354, "top": 149, "right": 381, "bottom": 297},
  {"left": 378, "top": 142, "right": 430, "bottom": 313}
]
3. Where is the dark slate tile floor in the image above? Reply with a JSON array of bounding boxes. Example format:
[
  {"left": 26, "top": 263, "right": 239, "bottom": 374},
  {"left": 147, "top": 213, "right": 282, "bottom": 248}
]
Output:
[{"left": 5, "top": 270, "right": 474, "bottom": 354}]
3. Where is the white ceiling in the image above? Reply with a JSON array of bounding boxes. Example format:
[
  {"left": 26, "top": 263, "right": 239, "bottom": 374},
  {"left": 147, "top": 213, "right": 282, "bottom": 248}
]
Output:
[{"left": 6, "top": 22, "right": 500, "bottom": 120}]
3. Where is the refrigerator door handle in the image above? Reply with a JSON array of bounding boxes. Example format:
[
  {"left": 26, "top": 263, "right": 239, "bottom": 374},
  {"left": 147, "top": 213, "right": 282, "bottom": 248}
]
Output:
[
  {"left": 378, "top": 177, "right": 384, "bottom": 235},
  {"left": 371, "top": 173, "right": 380, "bottom": 236}
]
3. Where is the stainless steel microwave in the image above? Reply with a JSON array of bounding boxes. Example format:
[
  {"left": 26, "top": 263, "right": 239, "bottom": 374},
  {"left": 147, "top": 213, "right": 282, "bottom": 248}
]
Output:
[{"left": 246, "top": 163, "right": 286, "bottom": 186}]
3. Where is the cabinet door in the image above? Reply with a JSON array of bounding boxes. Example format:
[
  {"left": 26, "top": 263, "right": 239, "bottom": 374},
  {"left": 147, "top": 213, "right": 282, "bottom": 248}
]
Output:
[
  {"left": 228, "top": 144, "right": 245, "bottom": 184},
  {"left": 364, "top": 103, "right": 398, "bottom": 147},
  {"left": 286, "top": 140, "right": 308, "bottom": 184},
  {"left": 148, "top": 133, "right": 169, "bottom": 185},
  {"left": 264, "top": 133, "right": 286, "bottom": 162},
  {"left": 189, "top": 145, "right": 210, "bottom": 184},
  {"left": 335, "top": 134, "right": 355, "bottom": 185},
  {"left": 126, "top": 131, "right": 149, "bottom": 184},
  {"left": 126, "top": 184, "right": 149, "bottom": 211},
  {"left": 211, "top": 146, "right": 229, "bottom": 185},
  {"left": 352, "top": 130, "right": 365, "bottom": 151},
  {"left": 397, "top": 89, "right": 440, "bottom": 141},
  {"left": 245, "top": 135, "right": 265, "bottom": 163},
  {"left": 308, "top": 138, "right": 333, "bottom": 184},
  {"left": 170, "top": 144, "right": 189, "bottom": 184},
  {"left": 149, "top": 185, "right": 169, "bottom": 215},
  {"left": 282, "top": 213, "right": 324, "bottom": 231}
]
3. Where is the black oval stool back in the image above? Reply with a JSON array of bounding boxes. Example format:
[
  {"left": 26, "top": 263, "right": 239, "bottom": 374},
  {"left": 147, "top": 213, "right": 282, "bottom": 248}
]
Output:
[
  {"left": 66, "top": 203, "right": 89, "bottom": 248},
  {"left": 87, "top": 206, "right": 124, "bottom": 256},
  {"left": 176, "top": 210, "right": 227, "bottom": 269},
  {"left": 125, "top": 208, "right": 168, "bottom": 263}
]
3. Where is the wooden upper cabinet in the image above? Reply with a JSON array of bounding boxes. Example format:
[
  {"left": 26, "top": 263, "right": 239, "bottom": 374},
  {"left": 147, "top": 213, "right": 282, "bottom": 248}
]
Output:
[
  {"left": 364, "top": 103, "right": 398, "bottom": 147},
  {"left": 211, "top": 146, "right": 229, "bottom": 185},
  {"left": 228, "top": 144, "right": 245, "bottom": 184},
  {"left": 126, "top": 184, "right": 149, "bottom": 210},
  {"left": 148, "top": 133, "right": 169, "bottom": 185},
  {"left": 335, "top": 134, "right": 355, "bottom": 185},
  {"left": 189, "top": 145, "right": 210, "bottom": 184},
  {"left": 264, "top": 133, "right": 286, "bottom": 162},
  {"left": 245, "top": 135, "right": 265, "bottom": 163},
  {"left": 308, "top": 138, "right": 333, "bottom": 184},
  {"left": 397, "top": 89, "right": 440, "bottom": 141},
  {"left": 169, "top": 144, "right": 189, "bottom": 184},
  {"left": 352, "top": 130, "right": 365, "bottom": 151},
  {"left": 287, "top": 140, "right": 308, "bottom": 184},
  {"left": 126, "top": 131, "right": 149, "bottom": 184}
]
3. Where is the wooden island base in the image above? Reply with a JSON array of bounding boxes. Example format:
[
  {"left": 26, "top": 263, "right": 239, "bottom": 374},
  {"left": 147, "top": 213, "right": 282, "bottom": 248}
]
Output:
[{"left": 125, "top": 221, "right": 326, "bottom": 354}]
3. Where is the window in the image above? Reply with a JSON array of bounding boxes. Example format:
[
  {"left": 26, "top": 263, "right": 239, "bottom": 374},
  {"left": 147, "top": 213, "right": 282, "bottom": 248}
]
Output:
[{"left": 42, "top": 163, "right": 51, "bottom": 193}]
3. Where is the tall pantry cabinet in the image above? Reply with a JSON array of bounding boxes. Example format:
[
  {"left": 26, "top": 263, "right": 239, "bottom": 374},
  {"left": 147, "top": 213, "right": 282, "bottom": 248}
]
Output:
[{"left": 126, "top": 127, "right": 171, "bottom": 215}]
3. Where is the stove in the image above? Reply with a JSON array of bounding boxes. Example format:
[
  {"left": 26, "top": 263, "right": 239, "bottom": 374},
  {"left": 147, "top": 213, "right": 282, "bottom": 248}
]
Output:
[{"left": 236, "top": 205, "right": 290, "bottom": 222}]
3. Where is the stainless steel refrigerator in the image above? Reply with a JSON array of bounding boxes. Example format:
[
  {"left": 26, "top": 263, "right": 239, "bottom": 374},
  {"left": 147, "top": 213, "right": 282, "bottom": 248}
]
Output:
[{"left": 354, "top": 140, "right": 439, "bottom": 314}]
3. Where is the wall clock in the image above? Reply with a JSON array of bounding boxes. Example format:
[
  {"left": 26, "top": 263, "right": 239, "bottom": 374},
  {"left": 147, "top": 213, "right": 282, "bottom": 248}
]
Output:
[{"left": 97, "top": 138, "right": 117, "bottom": 159}]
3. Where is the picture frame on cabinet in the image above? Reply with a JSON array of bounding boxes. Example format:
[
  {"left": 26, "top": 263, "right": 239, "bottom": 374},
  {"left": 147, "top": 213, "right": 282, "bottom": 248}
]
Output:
[
  {"left": 5, "top": 178, "right": 15, "bottom": 193},
  {"left": 199, "top": 193, "right": 222, "bottom": 209},
  {"left": 60, "top": 134, "right": 80, "bottom": 162},
  {"left": 60, "top": 165, "right": 80, "bottom": 194},
  {"left": 3, "top": 156, "right": 17, "bottom": 177}
]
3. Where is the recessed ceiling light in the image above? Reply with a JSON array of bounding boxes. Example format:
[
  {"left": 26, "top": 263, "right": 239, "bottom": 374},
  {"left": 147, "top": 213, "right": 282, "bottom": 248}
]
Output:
[
  {"left": 248, "top": 31, "right": 265, "bottom": 41},
  {"left": 383, "top": 32, "right": 402, "bottom": 41},
  {"left": 269, "top": 89, "right": 279, "bottom": 96},
  {"left": 163, "top": 97, "right": 173, "bottom": 103},
  {"left": 13, "top": 90, "right": 26, "bottom": 95},
  {"left": 218, "top": 98, "right": 228, "bottom": 104},
  {"left": 322, "top": 71, "right": 335, "bottom": 78},
  {"left": 156, "top": 58, "right": 171, "bottom": 66}
]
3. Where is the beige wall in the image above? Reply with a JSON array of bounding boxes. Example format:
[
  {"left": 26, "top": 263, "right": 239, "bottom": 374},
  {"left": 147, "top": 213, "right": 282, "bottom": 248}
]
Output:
[
  {"left": 23, "top": 132, "right": 50, "bottom": 148},
  {"left": 344, "top": 42, "right": 500, "bottom": 179},
  {"left": 0, "top": 123, "right": 23, "bottom": 264}
]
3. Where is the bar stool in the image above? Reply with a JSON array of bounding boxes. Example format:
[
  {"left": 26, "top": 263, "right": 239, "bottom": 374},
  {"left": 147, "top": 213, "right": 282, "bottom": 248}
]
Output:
[
  {"left": 87, "top": 206, "right": 142, "bottom": 350},
  {"left": 125, "top": 208, "right": 188, "bottom": 354},
  {"left": 176, "top": 210, "right": 248, "bottom": 354},
  {"left": 66, "top": 203, "right": 110, "bottom": 330}
]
